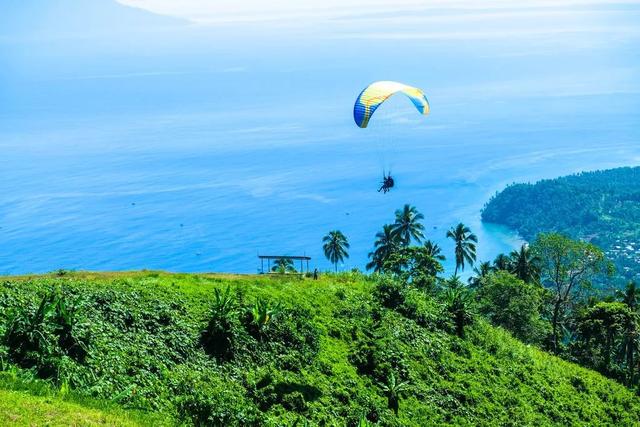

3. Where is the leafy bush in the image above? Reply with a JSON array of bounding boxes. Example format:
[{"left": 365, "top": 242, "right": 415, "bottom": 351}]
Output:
[
  {"left": 476, "top": 271, "right": 551, "bottom": 344},
  {"left": 3, "top": 289, "right": 89, "bottom": 379},
  {"left": 169, "top": 366, "right": 259, "bottom": 426},
  {"left": 375, "top": 276, "right": 406, "bottom": 310},
  {"left": 200, "top": 287, "right": 242, "bottom": 361},
  {"left": 247, "top": 297, "right": 282, "bottom": 339},
  {"left": 249, "top": 306, "right": 320, "bottom": 371}
]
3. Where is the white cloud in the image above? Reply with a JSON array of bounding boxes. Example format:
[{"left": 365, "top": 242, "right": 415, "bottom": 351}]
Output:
[
  {"left": 116, "top": 0, "right": 640, "bottom": 25},
  {"left": 52, "top": 67, "right": 247, "bottom": 82}
]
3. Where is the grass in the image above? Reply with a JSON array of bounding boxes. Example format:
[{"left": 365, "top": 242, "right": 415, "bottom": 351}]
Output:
[
  {"left": 0, "top": 388, "right": 141, "bottom": 426},
  {"left": 0, "top": 369, "right": 172, "bottom": 426}
]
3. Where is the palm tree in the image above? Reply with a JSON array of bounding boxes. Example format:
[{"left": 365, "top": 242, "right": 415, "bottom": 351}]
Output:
[
  {"left": 444, "top": 274, "right": 465, "bottom": 290},
  {"left": 323, "top": 230, "right": 350, "bottom": 272},
  {"left": 271, "top": 258, "right": 296, "bottom": 274},
  {"left": 493, "top": 253, "right": 512, "bottom": 271},
  {"left": 366, "top": 224, "right": 400, "bottom": 272},
  {"left": 618, "top": 281, "right": 639, "bottom": 311},
  {"left": 444, "top": 286, "right": 474, "bottom": 338},
  {"left": 391, "top": 204, "right": 425, "bottom": 246},
  {"left": 423, "top": 240, "right": 446, "bottom": 261},
  {"left": 509, "top": 244, "right": 540, "bottom": 283},
  {"left": 201, "top": 287, "right": 238, "bottom": 359},
  {"left": 446, "top": 223, "right": 477, "bottom": 275},
  {"left": 468, "top": 261, "right": 492, "bottom": 288}
]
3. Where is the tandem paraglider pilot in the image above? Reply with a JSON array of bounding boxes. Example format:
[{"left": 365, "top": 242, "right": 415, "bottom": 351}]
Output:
[{"left": 378, "top": 173, "right": 395, "bottom": 194}]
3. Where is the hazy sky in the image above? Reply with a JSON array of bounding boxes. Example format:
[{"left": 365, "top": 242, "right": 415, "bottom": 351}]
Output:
[
  {"left": 117, "top": 0, "right": 640, "bottom": 24},
  {"left": 114, "top": 0, "right": 640, "bottom": 47},
  {"left": 3, "top": 0, "right": 639, "bottom": 112}
]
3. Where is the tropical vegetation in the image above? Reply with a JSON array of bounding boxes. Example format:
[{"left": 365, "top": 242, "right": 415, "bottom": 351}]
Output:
[{"left": 1, "top": 268, "right": 639, "bottom": 425}]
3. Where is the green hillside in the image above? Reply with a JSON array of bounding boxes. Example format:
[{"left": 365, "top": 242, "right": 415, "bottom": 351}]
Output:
[
  {"left": 0, "top": 388, "right": 141, "bottom": 426},
  {"left": 0, "top": 271, "right": 638, "bottom": 425},
  {"left": 481, "top": 166, "right": 640, "bottom": 286}
]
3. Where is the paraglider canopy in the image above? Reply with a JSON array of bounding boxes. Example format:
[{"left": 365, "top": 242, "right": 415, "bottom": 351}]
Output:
[{"left": 353, "top": 81, "right": 430, "bottom": 128}]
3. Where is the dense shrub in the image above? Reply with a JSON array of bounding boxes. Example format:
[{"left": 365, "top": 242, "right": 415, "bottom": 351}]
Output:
[
  {"left": 168, "top": 366, "right": 259, "bottom": 426},
  {"left": 200, "top": 290, "right": 320, "bottom": 371},
  {"left": 374, "top": 276, "right": 406, "bottom": 310},
  {"left": 255, "top": 306, "right": 320, "bottom": 371},
  {"left": 2, "top": 289, "right": 89, "bottom": 379},
  {"left": 200, "top": 287, "right": 244, "bottom": 361},
  {"left": 475, "top": 271, "right": 551, "bottom": 344}
]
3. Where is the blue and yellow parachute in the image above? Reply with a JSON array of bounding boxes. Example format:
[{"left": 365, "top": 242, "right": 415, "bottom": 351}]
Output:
[{"left": 353, "top": 81, "right": 430, "bottom": 128}]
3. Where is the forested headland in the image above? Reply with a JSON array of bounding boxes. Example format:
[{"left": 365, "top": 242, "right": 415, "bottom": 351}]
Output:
[{"left": 482, "top": 167, "right": 640, "bottom": 287}]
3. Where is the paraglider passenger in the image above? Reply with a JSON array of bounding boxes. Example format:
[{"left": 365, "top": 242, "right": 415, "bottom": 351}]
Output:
[{"left": 378, "top": 174, "right": 395, "bottom": 194}]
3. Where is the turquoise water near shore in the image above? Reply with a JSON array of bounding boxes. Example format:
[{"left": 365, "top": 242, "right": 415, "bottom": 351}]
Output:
[{"left": 1, "top": 1, "right": 639, "bottom": 275}]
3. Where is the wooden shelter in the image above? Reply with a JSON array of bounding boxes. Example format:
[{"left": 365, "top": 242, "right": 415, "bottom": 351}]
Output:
[{"left": 258, "top": 255, "right": 311, "bottom": 273}]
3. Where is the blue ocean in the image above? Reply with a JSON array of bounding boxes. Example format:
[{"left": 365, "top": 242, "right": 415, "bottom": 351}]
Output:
[{"left": 1, "top": 1, "right": 639, "bottom": 275}]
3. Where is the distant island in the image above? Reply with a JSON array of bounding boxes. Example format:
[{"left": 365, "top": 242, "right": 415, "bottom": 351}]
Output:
[{"left": 482, "top": 166, "right": 640, "bottom": 287}]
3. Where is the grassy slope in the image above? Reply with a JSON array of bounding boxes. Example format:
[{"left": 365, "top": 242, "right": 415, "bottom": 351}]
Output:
[
  {"left": 1, "top": 271, "right": 639, "bottom": 426},
  {"left": 0, "top": 369, "right": 172, "bottom": 426},
  {"left": 0, "top": 388, "right": 140, "bottom": 426}
]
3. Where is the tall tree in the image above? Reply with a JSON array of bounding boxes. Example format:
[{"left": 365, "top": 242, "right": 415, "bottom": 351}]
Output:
[
  {"left": 468, "top": 261, "right": 492, "bottom": 288},
  {"left": 493, "top": 253, "right": 512, "bottom": 271},
  {"left": 618, "top": 281, "right": 639, "bottom": 311},
  {"left": 476, "top": 271, "right": 550, "bottom": 344},
  {"left": 423, "top": 240, "right": 446, "bottom": 261},
  {"left": 323, "top": 230, "right": 350, "bottom": 272},
  {"left": 509, "top": 244, "right": 541, "bottom": 283},
  {"left": 367, "top": 224, "right": 400, "bottom": 272},
  {"left": 446, "top": 223, "right": 478, "bottom": 275},
  {"left": 391, "top": 204, "right": 425, "bottom": 246},
  {"left": 444, "top": 286, "right": 474, "bottom": 338},
  {"left": 574, "top": 302, "right": 629, "bottom": 374},
  {"left": 383, "top": 246, "right": 444, "bottom": 288},
  {"left": 618, "top": 282, "right": 639, "bottom": 386},
  {"left": 532, "top": 233, "right": 612, "bottom": 354}
]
